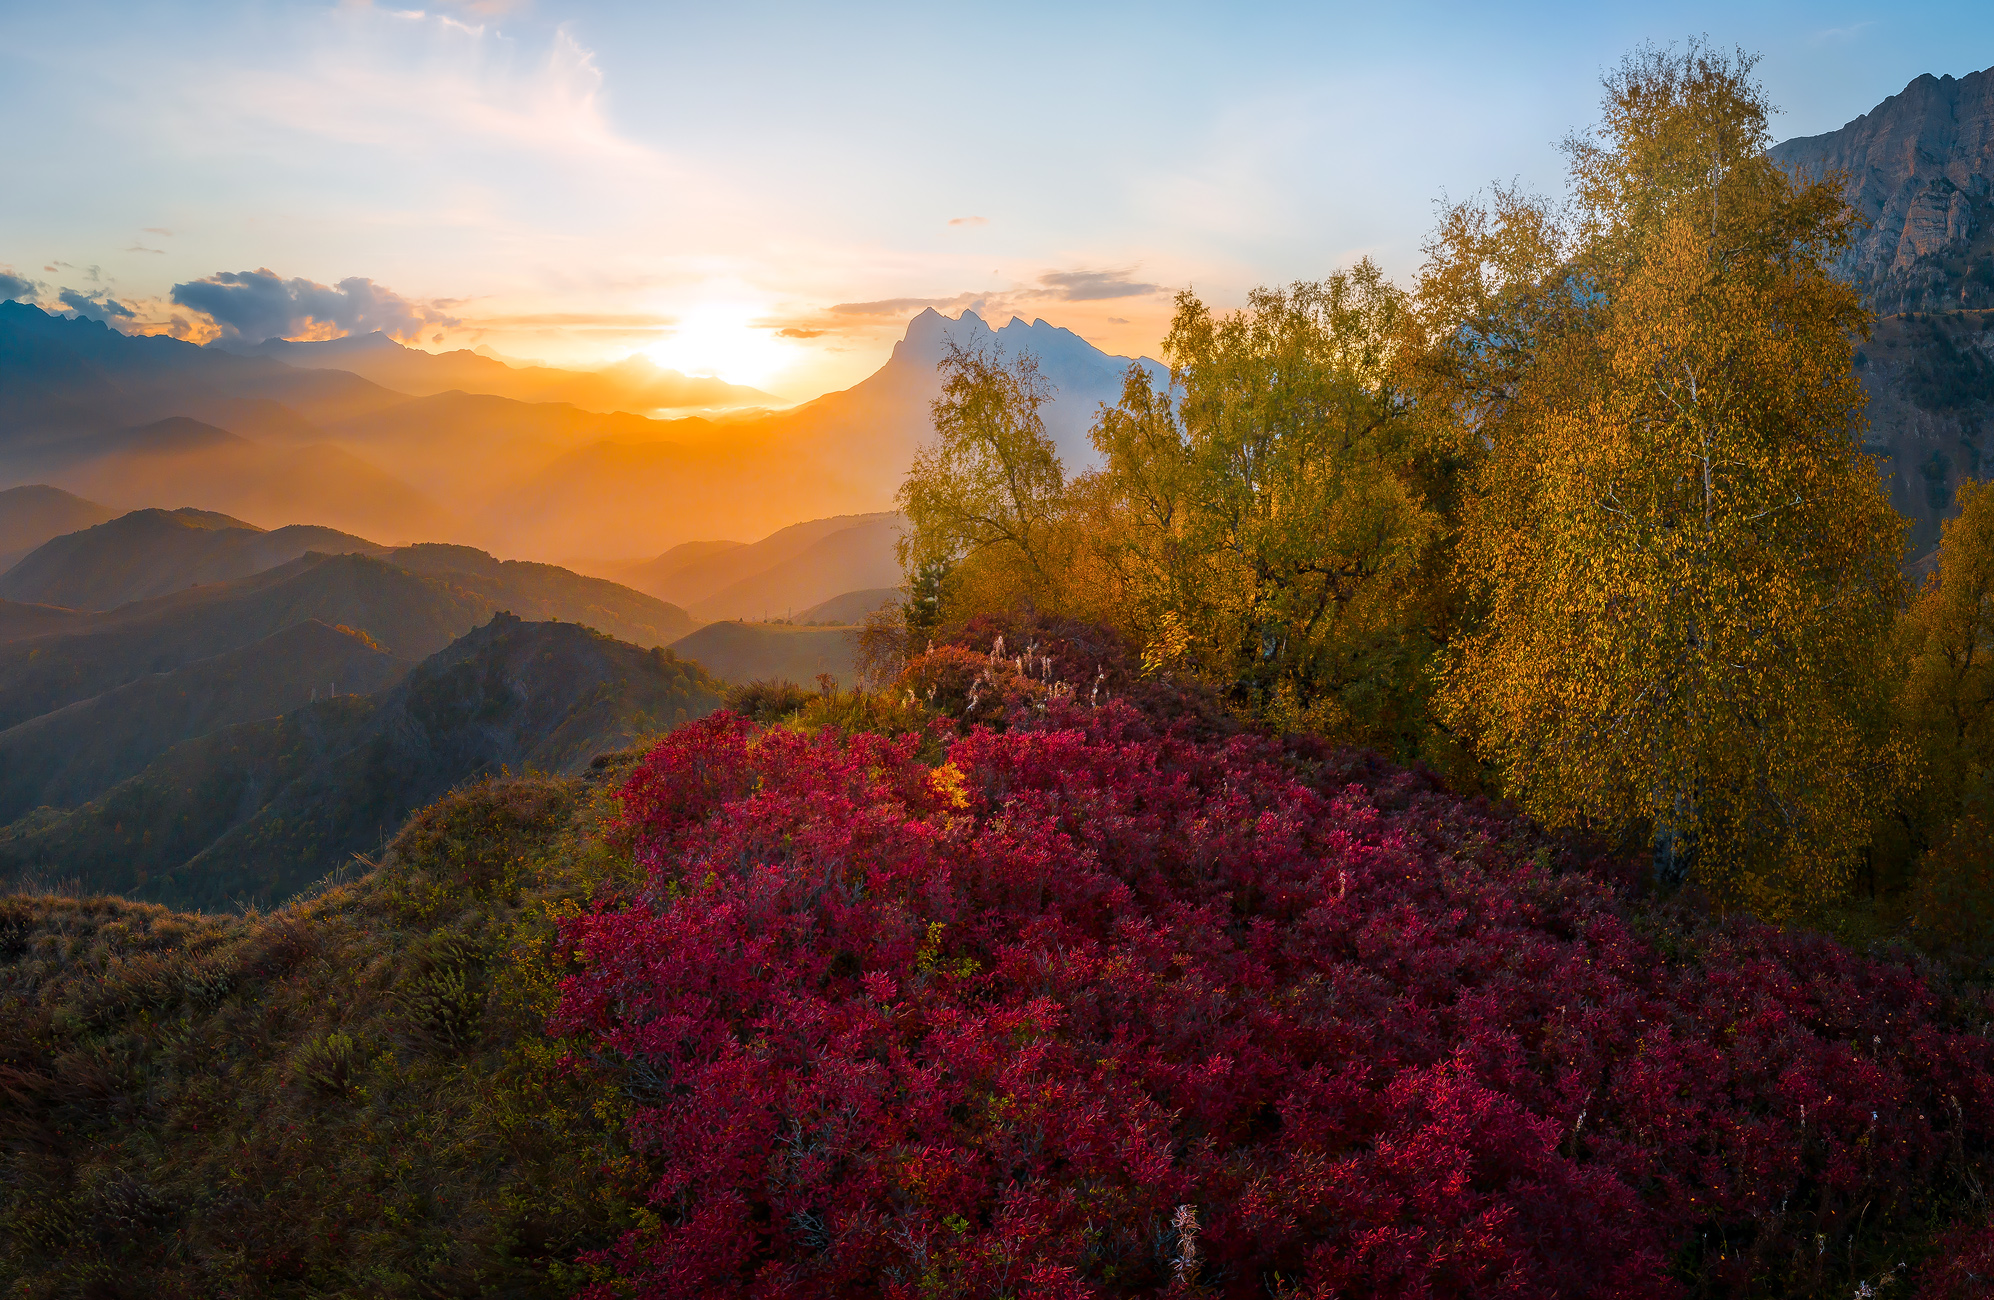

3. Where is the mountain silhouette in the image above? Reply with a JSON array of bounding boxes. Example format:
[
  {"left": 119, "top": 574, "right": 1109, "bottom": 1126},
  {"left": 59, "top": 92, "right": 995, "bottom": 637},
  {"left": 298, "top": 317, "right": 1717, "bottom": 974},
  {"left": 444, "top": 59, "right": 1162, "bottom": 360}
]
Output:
[
  {"left": 0, "top": 485, "right": 115, "bottom": 569},
  {"left": 228, "top": 331, "right": 780, "bottom": 413},
  {"left": 0, "top": 506, "right": 382, "bottom": 610},
  {"left": 0, "top": 618, "right": 409, "bottom": 825}
]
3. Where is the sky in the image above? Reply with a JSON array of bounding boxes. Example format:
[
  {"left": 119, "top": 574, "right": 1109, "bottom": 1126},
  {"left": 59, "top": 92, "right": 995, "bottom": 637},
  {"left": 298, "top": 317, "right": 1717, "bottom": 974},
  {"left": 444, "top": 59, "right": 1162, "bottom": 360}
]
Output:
[{"left": 3, "top": 1, "right": 1992, "bottom": 401}]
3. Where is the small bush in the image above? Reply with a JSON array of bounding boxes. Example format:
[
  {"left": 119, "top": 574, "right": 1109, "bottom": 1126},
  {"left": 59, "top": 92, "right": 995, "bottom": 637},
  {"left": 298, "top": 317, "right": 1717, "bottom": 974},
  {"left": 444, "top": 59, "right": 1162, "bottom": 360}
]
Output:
[
  {"left": 289, "top": 1031, "right": 368, "bottom": 1096},
  {"left": 722, "top": 678, "right": 814, "bottom": 723}
]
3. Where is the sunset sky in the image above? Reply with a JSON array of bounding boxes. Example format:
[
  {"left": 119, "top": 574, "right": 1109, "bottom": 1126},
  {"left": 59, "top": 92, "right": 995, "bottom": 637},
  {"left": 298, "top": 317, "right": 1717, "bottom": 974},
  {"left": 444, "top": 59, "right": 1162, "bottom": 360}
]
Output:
[{"left": 4, "top": 1, "right": 1992, "bottom": 400}]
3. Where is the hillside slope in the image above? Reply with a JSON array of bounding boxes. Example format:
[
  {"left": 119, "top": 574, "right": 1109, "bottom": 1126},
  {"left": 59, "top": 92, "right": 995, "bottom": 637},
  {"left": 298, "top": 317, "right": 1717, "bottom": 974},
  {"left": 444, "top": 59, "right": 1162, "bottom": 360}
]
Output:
[
  {"left": 0, "top": 616, "right": 722, "bottom": 908},
  {"left": 685, "top": 515, "right": 904, "bottom": 622},
  {"left": 0, "top": 619, "right": 409, "bottom": 825},
  {"left": 0, "top": 506, "right": 383, "bottom": 610},
  {"left": 387, "top": 543, "right": 697, "bottom": 647},
  {"left": 0, "top": 485, "right": 114, "bottom": 570},
  {"left": 0, "top": 553, "right": 488, "bottom": 730},
  {"left": 668, "top": 620, "right": 858, "bottom": 688}
]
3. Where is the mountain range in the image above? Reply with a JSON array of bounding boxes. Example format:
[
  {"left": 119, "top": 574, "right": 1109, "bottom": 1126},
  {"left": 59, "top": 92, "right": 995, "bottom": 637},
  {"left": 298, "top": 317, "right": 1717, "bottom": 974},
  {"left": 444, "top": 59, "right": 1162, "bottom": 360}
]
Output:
[
  {"left": 0, "top": 299, "right": 1164, "bottom": 559},
  {"left": 220, "top": 331, "right": 780, "bottom": 414}
]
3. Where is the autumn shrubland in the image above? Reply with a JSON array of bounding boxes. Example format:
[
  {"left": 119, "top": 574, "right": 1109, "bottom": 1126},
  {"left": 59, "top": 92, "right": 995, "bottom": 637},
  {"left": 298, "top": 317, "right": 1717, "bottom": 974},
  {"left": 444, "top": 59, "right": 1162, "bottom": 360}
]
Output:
[{"left": 9, "top": 40, "right": 1994, "bottom": 1300}]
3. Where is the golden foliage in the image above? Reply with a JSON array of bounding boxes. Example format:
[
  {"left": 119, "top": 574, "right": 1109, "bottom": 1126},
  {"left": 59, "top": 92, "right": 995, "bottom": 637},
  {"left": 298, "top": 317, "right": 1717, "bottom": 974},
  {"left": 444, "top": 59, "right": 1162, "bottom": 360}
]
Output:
[{"left": 1438, "top": 42, "right": 1907, "bottom": 909}]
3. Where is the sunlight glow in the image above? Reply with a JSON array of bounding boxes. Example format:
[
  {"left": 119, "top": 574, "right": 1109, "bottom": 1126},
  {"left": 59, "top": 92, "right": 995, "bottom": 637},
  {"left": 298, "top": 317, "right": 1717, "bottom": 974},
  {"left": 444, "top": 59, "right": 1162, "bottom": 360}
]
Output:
[{"left": 645, "top": 302, "right": 794, "bottom": 389}]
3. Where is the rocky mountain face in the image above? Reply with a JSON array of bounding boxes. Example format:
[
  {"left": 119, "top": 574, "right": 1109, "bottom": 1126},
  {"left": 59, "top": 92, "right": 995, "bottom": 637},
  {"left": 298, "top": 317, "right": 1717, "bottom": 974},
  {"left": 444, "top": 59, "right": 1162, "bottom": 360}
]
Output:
[
  {"left": 1770, "top": 69, "right": 1994, "bottom": 315},
  {"left": 1771, "top": 67, "right": 1994, "bottom": 560}
]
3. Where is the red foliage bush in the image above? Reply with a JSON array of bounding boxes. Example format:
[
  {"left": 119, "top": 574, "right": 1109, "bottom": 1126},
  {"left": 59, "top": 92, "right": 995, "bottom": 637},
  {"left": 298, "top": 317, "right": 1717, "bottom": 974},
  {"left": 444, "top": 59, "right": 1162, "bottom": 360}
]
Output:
[
  {"left": 553, "top": 703, "right": 1994, "bottom": 1298},
  {"left": 1915, "top": 1222, "right": 1994, "bottom": 1298},
  {"left": 905, "top": 613, "right": 1235, "bottom": 738}
]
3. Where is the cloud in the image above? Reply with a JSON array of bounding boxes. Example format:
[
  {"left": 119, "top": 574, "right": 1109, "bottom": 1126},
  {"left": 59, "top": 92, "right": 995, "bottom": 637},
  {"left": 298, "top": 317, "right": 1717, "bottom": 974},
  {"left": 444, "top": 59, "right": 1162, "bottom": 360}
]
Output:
[
  {"left": 1035, "top": 269, "right": 1163, "bottom": 301},
  {"left": 144, "top": 227, "right": 174, "bottom": 236},
  {"left": 58, "top": 288, "right": 138, "bottom": 323},
  {"left": 948, "top": 216, "right": 989, "bottom": 227},
  {"left": 0, "top": 270, "right": 41, "bottom": 303},
  {"left": 1812, "top": 20, "right": 1877, "bottom": 43},
  {"left": 830, "top": 294, "right": 982, "bottom": 316},
  {"left": 126, "top": 244, "right": 166, "bottom": 255},
  {"left": 778, "top": 327, "right": 826, "bottom": 338},
  {"left": 170, "top": 268, "right": 459, "bottom": 342}
]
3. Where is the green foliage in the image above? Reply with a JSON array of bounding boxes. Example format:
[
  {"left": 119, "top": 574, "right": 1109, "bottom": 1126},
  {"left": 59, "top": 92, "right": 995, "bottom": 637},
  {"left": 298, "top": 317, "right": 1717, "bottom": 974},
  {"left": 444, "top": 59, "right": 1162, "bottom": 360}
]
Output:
[
  {"left": 1087, "top": 262, "right": 1450, "bottom": 753},
  {"left": 896, "top": 338, "right": 1067, "bottom": 607},
  {"left": 721, "top": 676, "right": 814, "bottom": 723}
]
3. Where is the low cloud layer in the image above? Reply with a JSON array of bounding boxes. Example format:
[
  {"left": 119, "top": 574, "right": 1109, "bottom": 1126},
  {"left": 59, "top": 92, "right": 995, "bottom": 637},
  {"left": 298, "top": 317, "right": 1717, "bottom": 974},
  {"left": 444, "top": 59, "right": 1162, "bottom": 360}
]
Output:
[
  {"left": 0, "top": 270, "right": 40, "bottom": 303},
  {"left": 170, "top": 269, "right": 459, "bottom": 343},
  {"left": 58, "top": 288, "right": 138, "bottom": 323},
  {"left": 1036, "top": 269, "right": 1162, "bottom": 301}
]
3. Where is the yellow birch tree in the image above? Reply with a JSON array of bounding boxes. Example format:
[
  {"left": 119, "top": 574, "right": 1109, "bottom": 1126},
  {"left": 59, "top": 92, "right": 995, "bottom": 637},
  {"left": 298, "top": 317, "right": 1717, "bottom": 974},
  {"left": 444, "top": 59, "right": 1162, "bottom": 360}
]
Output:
[{"left": 1440, "top": 43, "right": 1907, "bottom": 910}]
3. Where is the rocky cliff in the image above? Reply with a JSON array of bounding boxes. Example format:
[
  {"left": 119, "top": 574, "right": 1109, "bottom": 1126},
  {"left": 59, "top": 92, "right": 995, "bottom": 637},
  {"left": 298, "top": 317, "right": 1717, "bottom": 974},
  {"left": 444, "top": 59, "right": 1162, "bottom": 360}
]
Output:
[
  {"left": 1771, "top": 68, "right": 1994, "bottom": 559},
  {"left": 1770, "top": 68, "right": 1994, "bottom": 314}
]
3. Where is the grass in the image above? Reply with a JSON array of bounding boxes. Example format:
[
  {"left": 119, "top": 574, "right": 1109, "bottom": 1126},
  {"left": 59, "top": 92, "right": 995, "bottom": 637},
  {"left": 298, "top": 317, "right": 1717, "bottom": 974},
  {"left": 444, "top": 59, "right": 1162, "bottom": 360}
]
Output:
[{"left": 0, "top": 756, "right": 659, "bottom": 1299}]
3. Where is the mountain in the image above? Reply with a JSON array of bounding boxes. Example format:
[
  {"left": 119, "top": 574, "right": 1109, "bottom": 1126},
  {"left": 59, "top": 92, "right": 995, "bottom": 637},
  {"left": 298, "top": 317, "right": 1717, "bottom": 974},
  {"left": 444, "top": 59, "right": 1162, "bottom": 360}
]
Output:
[
  {"left": 0, "top": 301, "right": 407, "bottom": 440},
  {"left": 599, "top": 512, "right": 902, "bottom": 614},
  {"left": 232, "top": 331, "right": 780, "bottom": 413},
  {"left": 0, "top": 485, "right": 114, "bottom": 570},
  {"left": 0, "top": 619, "right": 408, "bottom": 825},
  {"left": 0, "top": 552, "right": 491, "bottom": 731},
  {"left": 12, "top": 415, "right": 464, "bottom": 547},
  {"left": 668, "top": 620, "right": 859, "bottom": 689},
  {"left": 0, "top": 506, "right": 383, "bottom": 610},
  {"left": 1771, "top": 67, "right": 1994, "bottom": 558},
  {"left": 384, "top": 543, "right": 698, "bottom": 647},
  {"left": 796, "top": 587, "right": 899, "bottom": 624},
  {"left": 0, "top": 301, "right": 1161, "bottom": 562},
  {"left": 1769, "top": 68, "right": 1994, "bottom": 315},
  {"left": 487, "top": 311, "right": 1161, "bottom": 557},
  {"left": 0, "top": 616, "right": 723, "bottom": 909},
  {"left": 686, "top": 515, "right": 904, "bottom": 622}
]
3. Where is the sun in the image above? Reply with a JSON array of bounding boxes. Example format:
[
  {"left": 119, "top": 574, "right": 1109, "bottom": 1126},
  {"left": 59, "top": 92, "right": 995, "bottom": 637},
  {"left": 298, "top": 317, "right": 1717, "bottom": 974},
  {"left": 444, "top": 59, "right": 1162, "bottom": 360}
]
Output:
[{"left": 645, "top": 302, "right": 792, "bottom": 389}]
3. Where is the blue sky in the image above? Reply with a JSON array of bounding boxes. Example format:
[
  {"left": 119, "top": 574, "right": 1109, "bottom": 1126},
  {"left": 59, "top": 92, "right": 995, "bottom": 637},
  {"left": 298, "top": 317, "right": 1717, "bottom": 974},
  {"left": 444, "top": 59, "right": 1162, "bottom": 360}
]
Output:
[{"left": 2, "top": 1, "right": 1989, "bottom": 396}]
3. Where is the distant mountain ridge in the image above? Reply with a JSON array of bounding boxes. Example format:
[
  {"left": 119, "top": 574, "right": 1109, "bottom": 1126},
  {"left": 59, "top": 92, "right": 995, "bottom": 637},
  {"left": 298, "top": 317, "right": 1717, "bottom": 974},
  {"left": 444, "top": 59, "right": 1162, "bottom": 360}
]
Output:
[
  {"left": 0, "top": 300, "right": 1163, "bottom": 560},
  {"left": 223, "top": 331, "right": 781, "bottom": 414},
  {"left": 0, "top": 485, "right": 114, "bottom": 570},
  {"left": 0, "top": 506, "right": 383, "bottom": 610}
]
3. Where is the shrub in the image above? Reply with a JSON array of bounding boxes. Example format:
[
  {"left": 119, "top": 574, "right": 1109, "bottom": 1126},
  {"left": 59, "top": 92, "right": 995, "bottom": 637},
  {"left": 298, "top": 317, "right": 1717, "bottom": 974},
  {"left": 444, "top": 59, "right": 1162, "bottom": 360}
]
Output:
[
  {"left": 555, "top": 705, "right": 1994, "bottom": 1298},
  {"left": 723, "top": 678, "right": 815, "bottom": 724}
]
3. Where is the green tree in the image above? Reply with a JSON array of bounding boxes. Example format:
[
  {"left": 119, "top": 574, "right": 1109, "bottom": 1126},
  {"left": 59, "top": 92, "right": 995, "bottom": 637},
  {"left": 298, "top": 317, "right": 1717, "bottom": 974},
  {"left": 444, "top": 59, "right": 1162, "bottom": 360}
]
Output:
[
  {"left": 896, "top": 339, "right": 1067, "bottom": 615},
  {"left": 1438, "top": 43, "right": 1907, "bottom": 911},
  {"left": 1087, "top": 261, "right": 1445, "bottom": 750}
]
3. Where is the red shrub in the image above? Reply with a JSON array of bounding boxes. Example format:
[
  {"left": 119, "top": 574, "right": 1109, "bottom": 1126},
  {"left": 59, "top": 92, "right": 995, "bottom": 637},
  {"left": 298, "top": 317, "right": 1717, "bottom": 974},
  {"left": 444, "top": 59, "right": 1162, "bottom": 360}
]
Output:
[
  {"left": 1916, "top": 1222, "right": 1994, "bottom": 1298},
  {"left": 553, "top": 704, "right": 1994, "bottom": 1298}
]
